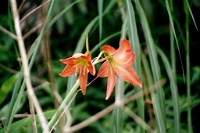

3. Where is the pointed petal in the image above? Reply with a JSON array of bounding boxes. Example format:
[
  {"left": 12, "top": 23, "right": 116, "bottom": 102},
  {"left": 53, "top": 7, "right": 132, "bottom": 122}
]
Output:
[
  {"left": 114, "top": 65, "right": 142, "bottom": 88},
  {"left": 105, "top": 67, "right": 116, "bottom": 100},
  {"left": 60, "top": 58, "right": 75, "bottom": 65},
  {"left": 115, "top": 39, "right": 135, "bottom": 65},
  {"left": 85, "top": 53, "right": 96, "bottom": 75},
  {"left": 72, "top": 53, "right": 85, "bottom": 58},
  {"left": 59, "top": 65, "right": 76, "bottom": 77},
  {"left": 88, "top": 61, "right": 96, "bottom": 76},
  {"left": 102, "top": 45, "right": 116, "bottom": 55},
  {"left": 85, "top": 53, "right": 92, "bottom": 60},
  {"left": 118, "top": 39, "right": 132, "bottom": 53},
  {"left": 97, "top": 61, "right": 109, "bottom": 77},
  {"left": 79, "top": 73, "right": 88, "bottom": 95}
]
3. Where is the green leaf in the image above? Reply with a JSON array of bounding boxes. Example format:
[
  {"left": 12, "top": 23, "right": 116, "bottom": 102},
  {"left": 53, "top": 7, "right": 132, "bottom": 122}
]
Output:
[
  {"left": 98, "top": 0, "right": 103, "bottom": 41},
  {"left": 0, "top": 74, "right": 18, "bottom": 105},
  {"left": 185, "top": 0, "right": 198, "bottom": 31},
  {"left": 125, "top": 1, "right": 144, "bottom": 132},
  {"left": 134, "top": 0, "right": 166, "bottom": 132},
  {"left": 156, "top": 46, "right": 180, "bottom": 133}
]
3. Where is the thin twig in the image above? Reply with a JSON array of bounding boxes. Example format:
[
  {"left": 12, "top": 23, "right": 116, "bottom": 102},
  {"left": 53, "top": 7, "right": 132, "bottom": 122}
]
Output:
[
  {"left": 124, "top": 106, "right": 155, "bottom": 133},
  {"left": 29, "top": 99, "right": 38, "bottom": 133},
  {"left": 20, "top": 0, "right": 51, "bottom": 22},
  {"left": 23, "top": 22, "right": 43, "bottom": 39},
  {"left": 10, "top": 0, "right": 49, "bottom": 132},
  {"left": 0, "top": 25, "right": 18, "bottom": 40},
  {"left": 0, "top": 113, "right": 31, "bottom": 121},
  {"left": 17, "top": 0, "right": 26, "bottom": 12},
  {"left": 64, "top": 78, "right": 166, "bottom": 133},
  {"left": 0, "top": 63, "right": 50, "bottom": 85}
]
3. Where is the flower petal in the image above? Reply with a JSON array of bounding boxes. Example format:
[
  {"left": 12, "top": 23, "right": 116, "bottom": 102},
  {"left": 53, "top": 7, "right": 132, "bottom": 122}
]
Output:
[
  {"left": 85, "top": 53, "right": 96, "bottom": 75},
  {"left": 115, "top": 39, "right": 135, "bottom": 65},
  {"left": 72, "top": 53, "right": 85, "bottom": 58},
  {"left": 79, "top": 72, "right": 88, "bottom": 95},
  {"left": 105, "top": 66, "right": 116, "bottom": 100},
  {"left": 59, "top": 65, "right": 76, "bottom": 77},
  {"left": 114, "top": 65, "right": 142, "bottom": 88},
  {"left": 88, "top": 61, "right": 96, "bottom": 76},
  {"left": 60, "top": 58, "right": 75, "bottom": 65},
  {"left": 97, "top": 61, "right": 109, "bottom": 77},
  {"left": 102, "top": 45, "right": 116, "bottom": 55}
]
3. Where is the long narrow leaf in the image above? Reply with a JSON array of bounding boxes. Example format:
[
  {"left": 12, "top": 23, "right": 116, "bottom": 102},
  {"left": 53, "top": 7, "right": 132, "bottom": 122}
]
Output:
[
  {"left": 165, "top": 0, "right": 185, "bottom": 83},
  {"left": 134, "top": 0, "right": 166, "bottom": 132},
  {"left": 98, "top": 0, "right": 103, "bottom": 41},
  {"left": 125, "top": 1, "right": 144, "bottom": 133},
  {"left": 185, "top": 0, "right": 198, "bottom": 31},
  {"left": 184, "top": 0, "right": 192, "bottom": 132},
  {"left": 156, "top": 46, "right": 180, "bottom": 133}
]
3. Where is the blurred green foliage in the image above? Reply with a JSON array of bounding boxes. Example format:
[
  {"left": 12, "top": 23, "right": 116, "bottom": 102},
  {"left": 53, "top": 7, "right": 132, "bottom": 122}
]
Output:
[{"left": 0, "top": 0, "right": 200, "bottom": 133}]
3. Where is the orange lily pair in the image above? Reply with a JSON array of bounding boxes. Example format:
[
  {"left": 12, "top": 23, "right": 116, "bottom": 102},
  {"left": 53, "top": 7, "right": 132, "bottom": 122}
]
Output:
[{"left": 59, "top": 38, "right": 142, "bottom": 100}]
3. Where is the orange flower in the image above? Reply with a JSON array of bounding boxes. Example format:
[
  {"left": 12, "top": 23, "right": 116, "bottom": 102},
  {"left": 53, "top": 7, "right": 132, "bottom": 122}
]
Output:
[
  {"left": 97, "top": 38, "right": 142, "bottom": 100},
  {"left": 60, "top": 53, "right": 95, "bottom": 95}
]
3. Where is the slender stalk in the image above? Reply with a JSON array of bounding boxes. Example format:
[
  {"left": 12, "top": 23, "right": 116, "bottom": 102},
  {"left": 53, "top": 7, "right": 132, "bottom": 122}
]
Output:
[
  {"left": 23, "top": 22, "right": 43, "bottom": 39},
  {"left": 17, "top": 0, "right": 26, "bottom": 12},
  {"left": 0, "top": 25, "right": 17, "bottom": 40},
  {"left": 29, "top": 99, "right": 38, "bottom": 133},
  {"left": 169, "top": 0, "right": 176, "bottom": 81},
  {"left": 47, "top": 80, "right": 80, "bottom": 130},
  {"left": 86, "top": 34, "right": 89, "bottom": 53},
  {"left": 0, "top": 113, "right": 32, "bottom": 121},
  {"left": 10, "top": 0, "right": 49, "bottom": 132},
  {"left": 20, "top": 0, "right": 51, "bottom": 22},
  {"left": 49, "top": 90, "right": 80, "bottom": 133},
  {"left": 114, "top": 78, "right": 124, "bottom": 133},
  {"left": 184, "top": 0, "right": 192, "bottom": 132}
]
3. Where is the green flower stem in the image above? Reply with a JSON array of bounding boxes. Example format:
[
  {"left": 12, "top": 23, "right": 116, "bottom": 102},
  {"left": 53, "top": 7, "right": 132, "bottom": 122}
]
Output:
[
  {"left": 47, "top": 80, "right": 80, "bottom": 131},
  {"left": 93, "top": 51, "right": 105, "bottom": 65},
  {"left": 114, "top": 78, "right": 124, "bottom": 133},
  {"left": 86, "top": 34, "right": 90, "bottom": 53}
]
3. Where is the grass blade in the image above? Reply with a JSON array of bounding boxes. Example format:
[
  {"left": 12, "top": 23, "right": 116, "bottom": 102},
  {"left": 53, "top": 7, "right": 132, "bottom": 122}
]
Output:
[
  {"left": 134, "top": 0, "right": 166, "bottom": 132},
  {"left": 98, "top": 0, "right": 103, "bottom": 41},
  {"left": 164, "top": 0, "right": 185, "bottom": 83},
  {"left": 113, "top": 78, "right": 124, "bottom": 133},
  {"left": 185, "top": 0, "right": 198, "bottom": 31},
  {"left": 169, "top": 0, "right": 176, "bottom": 80},
  {"left": 184, "top": 0, "right": 192, "bottom": 132},
  {"left": 125, "top": 0, "right": 144, "bottom": 132},
  {"left": 156, "top": 47, "right": 180, "bottom": 133}
]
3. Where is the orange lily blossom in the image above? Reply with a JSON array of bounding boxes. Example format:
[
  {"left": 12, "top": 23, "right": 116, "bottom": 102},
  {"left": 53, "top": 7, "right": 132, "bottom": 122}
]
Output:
[
  {"left": 59, "top": 53, "right": 95, "bottom": 95},
  {"left": 97, "top": 38, "right": 142, "bottom": 100}
]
